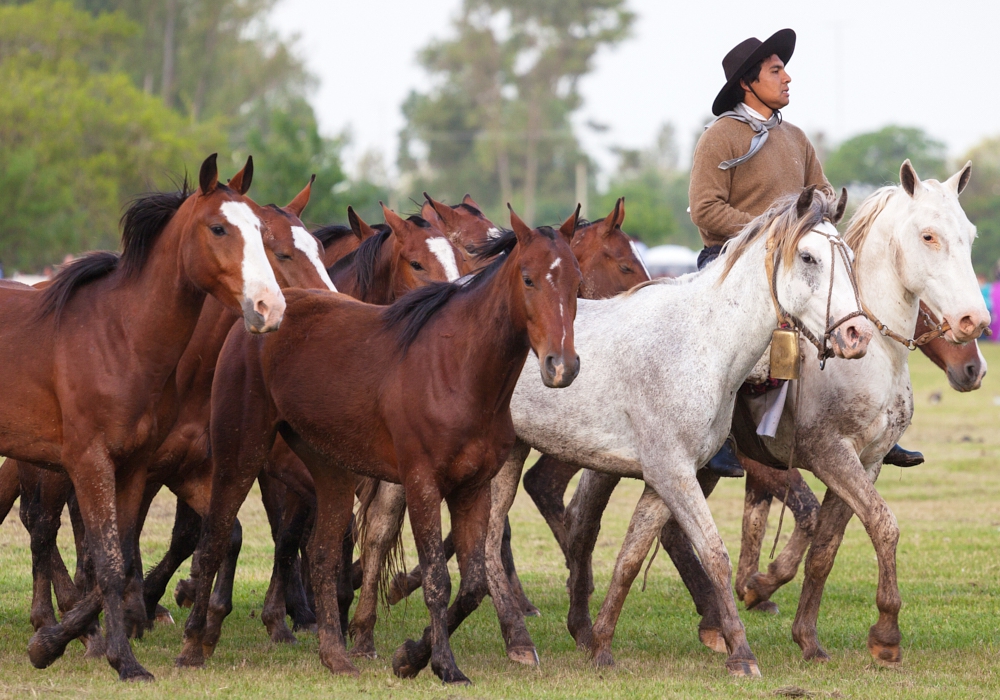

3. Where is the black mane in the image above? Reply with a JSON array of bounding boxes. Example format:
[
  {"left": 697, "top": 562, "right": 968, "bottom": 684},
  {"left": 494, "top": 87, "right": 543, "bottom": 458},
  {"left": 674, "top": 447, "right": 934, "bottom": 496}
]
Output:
[
  {"left": 383, "top": 239, "right": 513, "bottom": 353},
  {"left": 37, "top": 179, "right": 191, "bottom": 321},
  {"left": 326, "top": 228, "right": 393, "bottom": 301},
  {"left": 312, "top": 224, "right": 354, "bottom": 249}
]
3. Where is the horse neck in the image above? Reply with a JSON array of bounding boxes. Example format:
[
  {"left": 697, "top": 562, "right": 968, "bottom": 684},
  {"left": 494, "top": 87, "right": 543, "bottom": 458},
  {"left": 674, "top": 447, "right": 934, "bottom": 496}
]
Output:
[
  {"left": 854, "top": 200, "right": 919, "bottom": 351},
  {"left": 450, "top": 253, "right": 529, "bottom": 403},
  {"left": 686, "top": 242, "right": 780, "bottom": 387},
  {"left": 111, "top": 210, "right": 208, "bottom": 372}
]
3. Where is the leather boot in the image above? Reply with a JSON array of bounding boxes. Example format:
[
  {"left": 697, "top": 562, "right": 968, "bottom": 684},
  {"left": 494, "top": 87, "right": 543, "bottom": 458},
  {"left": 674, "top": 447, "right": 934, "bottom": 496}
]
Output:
[
  {"left": 883, "top": 443, "right": 924, "bottom": 467},
  {"left": 706, "top": 438, "right": 744, "bottom": 478}
]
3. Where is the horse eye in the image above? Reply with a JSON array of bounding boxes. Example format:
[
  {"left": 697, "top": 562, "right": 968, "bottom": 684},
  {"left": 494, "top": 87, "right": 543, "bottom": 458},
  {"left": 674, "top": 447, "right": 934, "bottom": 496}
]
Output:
[
  {"left": 619, "top": 264, "right": 633, "bottom": 274},
  {"left": 276, "top": 253, "right": 292, "bottom": 261},
  {"left": 800, "top": 252, "right": 816, "bottom": 264},
  {"left": 923, "top": 233, "right": 934, "bottom": 242},
  {"left": 523, "top": 275, "right": 534, "bottom": 287},
  {"left": 409, "top": 260, "right": 424, "bottom": 271},
  {"left": 210, "top": 225, "right": 226, "bottom": 237}
]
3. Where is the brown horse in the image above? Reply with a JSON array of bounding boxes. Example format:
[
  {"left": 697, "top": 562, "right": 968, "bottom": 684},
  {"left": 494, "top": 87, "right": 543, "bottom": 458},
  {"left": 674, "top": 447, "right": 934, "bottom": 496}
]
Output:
[
  {"left": 378, "top": 199, "right": 652, "bottom": 617},
  {"left": 0, "top": 154, "right": 284, "bottom": 681},
  {"left": 420, "top": 193, "right": 499, "bottom": 261},
  {"left": 177, "top": 209, "right": 581, "bottom": 684}
]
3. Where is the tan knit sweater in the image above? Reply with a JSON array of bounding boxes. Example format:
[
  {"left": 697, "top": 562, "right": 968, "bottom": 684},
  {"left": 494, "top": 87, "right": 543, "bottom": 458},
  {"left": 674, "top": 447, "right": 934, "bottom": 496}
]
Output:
[{"left": 689, "top": 116, "right": 831, "bottom": 247}]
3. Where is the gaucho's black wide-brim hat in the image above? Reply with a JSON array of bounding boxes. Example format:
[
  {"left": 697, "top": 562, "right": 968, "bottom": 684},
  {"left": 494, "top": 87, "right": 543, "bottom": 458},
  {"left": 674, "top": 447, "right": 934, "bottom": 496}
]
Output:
[{"left": 712, "top": 28, "right": 796, "bottom": 116}]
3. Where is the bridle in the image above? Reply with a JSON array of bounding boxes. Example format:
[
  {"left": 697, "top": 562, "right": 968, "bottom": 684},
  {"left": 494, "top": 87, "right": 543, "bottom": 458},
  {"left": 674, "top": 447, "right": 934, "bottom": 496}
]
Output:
[
  {"left": 764, "top": 221, "right": 866, "bottom": 369},
  {"left": 864, "top": 302, "right": 951, "bottom": 351}
]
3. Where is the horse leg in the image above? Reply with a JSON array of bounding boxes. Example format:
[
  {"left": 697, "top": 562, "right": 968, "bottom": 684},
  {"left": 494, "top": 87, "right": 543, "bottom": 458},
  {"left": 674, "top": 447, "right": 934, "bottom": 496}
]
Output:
[
  {"left": 734, "top": 460, "right": 774, "bottom": 610},
  {"left": 350, "top": 480, "right": 406, "bottom": 658},
  {"left": 202, "top": 516, "right": 243, "bottom": 652},
  {"left": 20, "top": 467, "right": 70, "bottom": 632},
  {"left": 645, "top": 463, "right": 759, "bottom": 678},
  {"left": 797, "top": 459, "right": 901, "bottom": 667},
  {"left": 30, "top": 456, "right": 153, "bottom": 681},
  {"left": 144, "top": 498, "right": 201, "bottom": 623},
  {"left": 483, "top": 441, "right": 539, "bottom": 665},
  {"left": 0, "top": 457, "right": 18, "bottom": 525},
  {"left": 589, "top": 486, "right": 671, "bottom": 666},
  {"left": 500, "top": 516, "right": 539, "bottom": 616},
  {"left": 289, "top": 512, "right": 316, "bottom": 632},
  {"left": 64, "top": 492, "right": 105, "bottom": 656},
  {"left": 741, "top": 465, "right": 819, "bottom": 612},
  {"left": 262, "top": 489, "right": 309, "bottom": 644},
  {"left": 563, "top": 468, "right": 620, "bottom": 649},
  {"left": 522, "top": 454, "right": 581, "bottom": 558},
  {"left": 394, "top": 481, "right": 491, "bottom": 685},
  {"left": 658, "top": 468, "right": 725, "bottom": 653}
]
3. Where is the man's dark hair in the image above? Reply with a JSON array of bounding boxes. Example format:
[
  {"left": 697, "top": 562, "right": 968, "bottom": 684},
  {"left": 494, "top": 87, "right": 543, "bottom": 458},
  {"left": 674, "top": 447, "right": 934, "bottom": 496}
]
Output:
[{"left": 739, "top": 59, "right": 764, "bottom": 90}]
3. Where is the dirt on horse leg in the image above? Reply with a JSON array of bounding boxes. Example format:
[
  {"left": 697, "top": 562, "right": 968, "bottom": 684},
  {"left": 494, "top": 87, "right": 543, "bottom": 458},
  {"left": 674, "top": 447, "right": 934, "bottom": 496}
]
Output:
[
  {"left": 500, "top": 516, "right": 539, "bottom": 616},
  {"left": 522, "top": 455, "right": 581, "bottom": 557},
  {"left": 350, "top": 480, "right": 406, "bottom": 658},
  {"left": 563, "top": 468, "right": 620, "bottom": 649},
  {"left": 739, "top": 464, "right": 819, "bottom": 612},
  {"left": 262, "top": 490, "right": 311, "bottom": 644},
  {"left": 64, "top": 493, "right": 105, "bottom": 656}
]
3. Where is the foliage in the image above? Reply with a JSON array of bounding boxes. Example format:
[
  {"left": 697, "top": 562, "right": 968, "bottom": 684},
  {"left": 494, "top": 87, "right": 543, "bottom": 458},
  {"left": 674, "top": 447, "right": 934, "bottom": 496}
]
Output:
[
  {"left": 399, "top": 0, "right": 634, "bottom": 225},
  {"left": 0, "top": 0, "right": 221, "bottom": 272},
  {"left": 958, "top": 136, "right": 1000, "bottom": 276},
  {"left": 824, "top": 125, "right": 947, "bottom": 188}
]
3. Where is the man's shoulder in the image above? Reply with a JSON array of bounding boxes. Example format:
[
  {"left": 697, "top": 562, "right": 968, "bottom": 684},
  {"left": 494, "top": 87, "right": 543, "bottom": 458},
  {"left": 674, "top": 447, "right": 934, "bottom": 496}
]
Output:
[{"left": 772, "top": 119, "right": 811, "bottom": 143}]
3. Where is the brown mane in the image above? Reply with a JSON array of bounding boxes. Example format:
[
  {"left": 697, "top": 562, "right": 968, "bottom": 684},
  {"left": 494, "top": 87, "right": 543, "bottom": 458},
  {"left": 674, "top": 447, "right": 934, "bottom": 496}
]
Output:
[{"left": 842, "top": 186, "right": 898, "bottom": 264}]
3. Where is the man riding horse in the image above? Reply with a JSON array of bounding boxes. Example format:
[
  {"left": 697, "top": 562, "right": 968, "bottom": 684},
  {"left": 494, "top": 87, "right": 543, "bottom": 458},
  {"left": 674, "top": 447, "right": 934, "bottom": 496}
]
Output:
[{"left": 690, "top": 28, "right": 923, "bottom": 477}]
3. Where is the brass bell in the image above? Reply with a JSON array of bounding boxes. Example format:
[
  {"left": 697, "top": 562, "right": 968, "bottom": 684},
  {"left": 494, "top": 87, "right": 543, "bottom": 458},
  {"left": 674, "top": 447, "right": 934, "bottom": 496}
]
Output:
[{"left": 769, "top": 328, "right": 801, "bottom": 380}]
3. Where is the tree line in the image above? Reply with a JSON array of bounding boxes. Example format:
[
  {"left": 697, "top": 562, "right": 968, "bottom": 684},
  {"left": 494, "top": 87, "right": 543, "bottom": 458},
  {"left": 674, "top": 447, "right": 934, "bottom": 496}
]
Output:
[{"left": 3, "top": 0, "right": 1000, "bottom": 277}]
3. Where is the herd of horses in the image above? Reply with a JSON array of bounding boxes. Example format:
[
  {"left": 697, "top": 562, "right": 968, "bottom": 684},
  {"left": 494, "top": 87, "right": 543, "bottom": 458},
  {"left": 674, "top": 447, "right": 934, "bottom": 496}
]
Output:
[{"left": 0, "top": 153, "right": 990, "bottom": 685}]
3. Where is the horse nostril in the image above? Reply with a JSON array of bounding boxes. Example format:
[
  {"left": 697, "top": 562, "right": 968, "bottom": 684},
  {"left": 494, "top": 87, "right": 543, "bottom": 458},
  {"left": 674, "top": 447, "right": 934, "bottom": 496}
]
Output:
[
  {"left": 959, "top": 315, "right": 976, "bottom": 336},
  {"left": 965, "top": 362, "right": 978, "bottom": 380},
  {"left": 847, "top": 325, "right": 859, "bottom": 344},
  {"left": 256, "top": 299, "right": 269, "bottom": 318},
  {"left": 545, "top": 355, "right": 557, "bottom": 378}
]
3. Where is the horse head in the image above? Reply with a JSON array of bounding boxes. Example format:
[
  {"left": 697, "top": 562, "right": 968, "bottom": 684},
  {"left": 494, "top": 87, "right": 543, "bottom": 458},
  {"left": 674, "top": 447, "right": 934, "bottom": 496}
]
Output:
[
  {"left": 508, "top": 205, "right": 582, "bottom": 388},
  {"left": 570, "top": 198, "right": 651, "bottom": 298},
  {"left": 768, "top": 187, "right": 874, "bottom": 360},
  {"left": 381, "top": 204, "right": 470, "bottom": 296},
  {"left": 916, "top": 301, "right": 987, "bottom": 391},
  {"left": 421, "top": 193, "right": 500, "bottom": 263},
  {"left": 847, "top": 160, "right": 989, "bottom": 344},
  {"left": 183, "top": 153, "right": 285, "bottom": 333}
]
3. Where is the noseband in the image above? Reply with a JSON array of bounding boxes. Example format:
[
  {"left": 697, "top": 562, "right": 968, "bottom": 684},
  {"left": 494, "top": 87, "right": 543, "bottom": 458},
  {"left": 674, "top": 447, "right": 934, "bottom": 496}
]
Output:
[{"left": 765, "top": 223, "right": 866, "bottom": 368}]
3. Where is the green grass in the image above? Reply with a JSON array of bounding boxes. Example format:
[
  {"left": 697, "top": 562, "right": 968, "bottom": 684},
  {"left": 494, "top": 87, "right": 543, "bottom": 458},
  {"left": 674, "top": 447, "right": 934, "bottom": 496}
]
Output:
[{"left": 1, "top": 347, "right": 999, "bottom": 698}]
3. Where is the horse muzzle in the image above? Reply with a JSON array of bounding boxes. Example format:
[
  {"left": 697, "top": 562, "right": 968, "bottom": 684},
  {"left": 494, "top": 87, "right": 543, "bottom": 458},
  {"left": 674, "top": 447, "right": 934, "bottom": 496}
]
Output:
[
  {"left": 946, "top": 354, "right": 986, "bottom": 392},
  {"left": 241, "top": 288, "right": 286, "bottom": 334},
  {"left": 828, "top": 316, "right": 874, "bottom": 360},
  {"left": 540, "top": 352, "right": 580, "bottom": 388},
  {"left": 943, "top": 310, "right": 991, "bottom": 344}
]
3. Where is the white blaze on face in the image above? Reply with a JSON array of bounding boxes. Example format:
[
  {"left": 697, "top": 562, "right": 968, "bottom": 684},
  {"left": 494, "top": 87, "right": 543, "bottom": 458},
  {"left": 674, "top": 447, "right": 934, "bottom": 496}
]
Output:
[
  {"left": 546, "top": 256, "right": 561, "bottom": 288},
  {"left": 220, "top": 201, "right": 279, "bottom": 301},
  {"left": 426, "top": 237, "right": 461, "bottom": 281},
  {"left": 629, "top": 240, "right": 651, "bottom": 278},
  {"left": 292, "top": 226, "right": 337, "bottom": 291}
]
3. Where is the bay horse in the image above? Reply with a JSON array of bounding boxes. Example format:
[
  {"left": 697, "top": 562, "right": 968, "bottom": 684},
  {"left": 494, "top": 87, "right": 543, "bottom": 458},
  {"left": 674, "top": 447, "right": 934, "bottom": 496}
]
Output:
[
  {"left": 420, "top": 192, "right": 500, "bottom": 261},
  {"left": 557, "top": 163, "right": 989, "bottom": 670},
  {"left": 478, "top": 187, "right": 875, "bottom": 677},
  {"left": 0, "top": 154, "right": 284, "bottom": 681},
  {"left": 177, "top": 208, "right": 581, "bottom": 684},
  {"left": 369, "top": 199, "right": 652, "bottom": 622}
]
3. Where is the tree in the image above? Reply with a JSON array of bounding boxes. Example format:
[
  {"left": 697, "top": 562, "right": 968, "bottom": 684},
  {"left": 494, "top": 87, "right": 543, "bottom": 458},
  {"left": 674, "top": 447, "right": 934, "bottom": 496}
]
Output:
[
  {"left": 958, "top": 136, "right": 1000, "bottom": 275},
  {"left": 0, "top": 1, "right": 221, "bottom": 271},
  {"left": 824, "top": 125, "right": 946, "bottom": 188},
  {"left": 399, "top": 0, "right": 633, "bottom": 225}
]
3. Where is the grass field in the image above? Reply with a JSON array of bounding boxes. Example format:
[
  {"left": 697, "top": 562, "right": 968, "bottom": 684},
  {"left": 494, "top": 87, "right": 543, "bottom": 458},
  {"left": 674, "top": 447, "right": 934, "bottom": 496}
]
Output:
[{"left": 1, "top": 347, "right": 998, "bottom": 699}]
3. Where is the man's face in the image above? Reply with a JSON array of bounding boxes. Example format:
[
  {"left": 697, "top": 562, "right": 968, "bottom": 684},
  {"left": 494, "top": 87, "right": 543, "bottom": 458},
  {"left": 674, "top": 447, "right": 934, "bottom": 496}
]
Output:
[{"left": 744, "top": 54, "right": 791, "bottom": 109}]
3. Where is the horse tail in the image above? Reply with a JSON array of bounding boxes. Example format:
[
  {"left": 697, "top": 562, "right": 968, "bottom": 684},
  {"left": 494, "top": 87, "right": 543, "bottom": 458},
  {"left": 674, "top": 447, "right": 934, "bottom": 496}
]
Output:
[{"left": 353, "top": 477, "right": 406, "bottom": 612}]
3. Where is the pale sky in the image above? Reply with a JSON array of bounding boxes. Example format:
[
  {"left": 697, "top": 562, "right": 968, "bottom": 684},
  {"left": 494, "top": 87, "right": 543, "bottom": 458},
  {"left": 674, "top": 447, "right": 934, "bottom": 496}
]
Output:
[{"left": 270, "top": 0, "right": 995, "bottom": 184}]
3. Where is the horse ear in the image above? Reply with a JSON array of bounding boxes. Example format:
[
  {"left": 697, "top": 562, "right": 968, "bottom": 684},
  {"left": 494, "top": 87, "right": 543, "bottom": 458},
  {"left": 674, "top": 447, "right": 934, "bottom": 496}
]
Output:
[
  {"left": 462, "top": 193, "right": 484, "bottom": 212},
  {"left": 381, "top": 202, "right": 410, "bottom": 242},
  {"left": 832, "top": 187, "right": 849, "bottom": 224},
  {"left": 900, "top": 159, "right": 921, "bottom": 197},
  {"left": 227, "top": 155, "right": 253, "bottom": 195},
  {"left": 795, "top": 185, "right": 816, "bottom": 218},
  {"left": 423, "top": 192, "right": 456, "bottom": 228},
  {"left": 348, "top": 206, "right": 376, "bottom": 241},
  {"left": 559, "top": 204, "right": 581, "bottom": 244},
  {"left": 508, "top": 204, "right": 535, "bottom": 246},
  {"left": 199, "top": 153, "right": 219, "bottom": 195},
  {"left": 285, "top": 174, "right": 315, "bottom": 217},
  {"left": 615, "top": 196, "right": 626, "bottom": 230},
  {"left": 421, "top": 200, "right": 444, "bottom": 228},
  {"left": 946, "top": 161, "right": 972, "bottom": 196}
]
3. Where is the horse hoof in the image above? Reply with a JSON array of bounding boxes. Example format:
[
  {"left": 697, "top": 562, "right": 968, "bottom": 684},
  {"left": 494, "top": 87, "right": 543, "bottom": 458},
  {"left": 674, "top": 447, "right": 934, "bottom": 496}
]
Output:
[
  {"left": 321, "top": 652, "right": 360, "bottom": 677},
  {"left": 387, "top": 575, "right": 410, "bottom": 606},
  {"left": 28, "top": 627, "right": 64, "bottom": 669},
  {"left": 391, "top": 640, "right": 423, "bottom": 679},
  {"left": 725, "top": 659, "right": 761, "bottom": 678},
  {"left": 592, "top": 648, "right": 615, "bottom": 668},
  {"left": 747, "top": 600, "right": 779, "bottom": 615},
  {"left": 82, "top": 633, "right": 106, "bottom": 659},
  {"left": 803, "top": 647, "right": 831, "bottom": 663},
  {"left": 174, "top": 580, "right": 196, "bottom": 608},
  {"left": 868, "top": 641, "right": 902, "bottom": 667},
  {"left": 175, "top": 651, "right": 204, "bottom": 669},
  {"left": 522, "top": 603, "right": 541, "bottom": 617},
  {"left": 119, "top": 665, "right": 155, "bottom": 682},
  {"left": 292, "top": 621, "right": 317, "bottom": 634},
  {"left": 507, "top": 645, "right": 539, "bottom": 666},
  {"left": 698, "top": 628, "right": 728, "bottom": 654},
  {"left": 155, "top": 605, "right": 175, "bottom": 625},
  {"left": 349, "top": 638, "right": 377, "bottom": 659},
  {"left": 269, "top": 628, "right": 298, "bottom": 645}
]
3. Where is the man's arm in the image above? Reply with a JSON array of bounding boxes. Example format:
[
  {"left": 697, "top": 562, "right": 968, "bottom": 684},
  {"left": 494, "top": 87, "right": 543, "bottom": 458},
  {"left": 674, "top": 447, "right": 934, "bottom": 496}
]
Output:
[{"left": 689, "top": 127, "right": 755, "bottom": 241}]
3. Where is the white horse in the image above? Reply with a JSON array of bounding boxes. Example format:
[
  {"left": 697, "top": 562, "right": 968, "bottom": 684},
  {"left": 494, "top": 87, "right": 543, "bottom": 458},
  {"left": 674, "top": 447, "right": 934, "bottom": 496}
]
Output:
[
  {"left": 549, "top": 160, "right": 990, "bottom": 670},
  {"left": 459, "top": 186, "right": 872, "bottom": 678}
]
